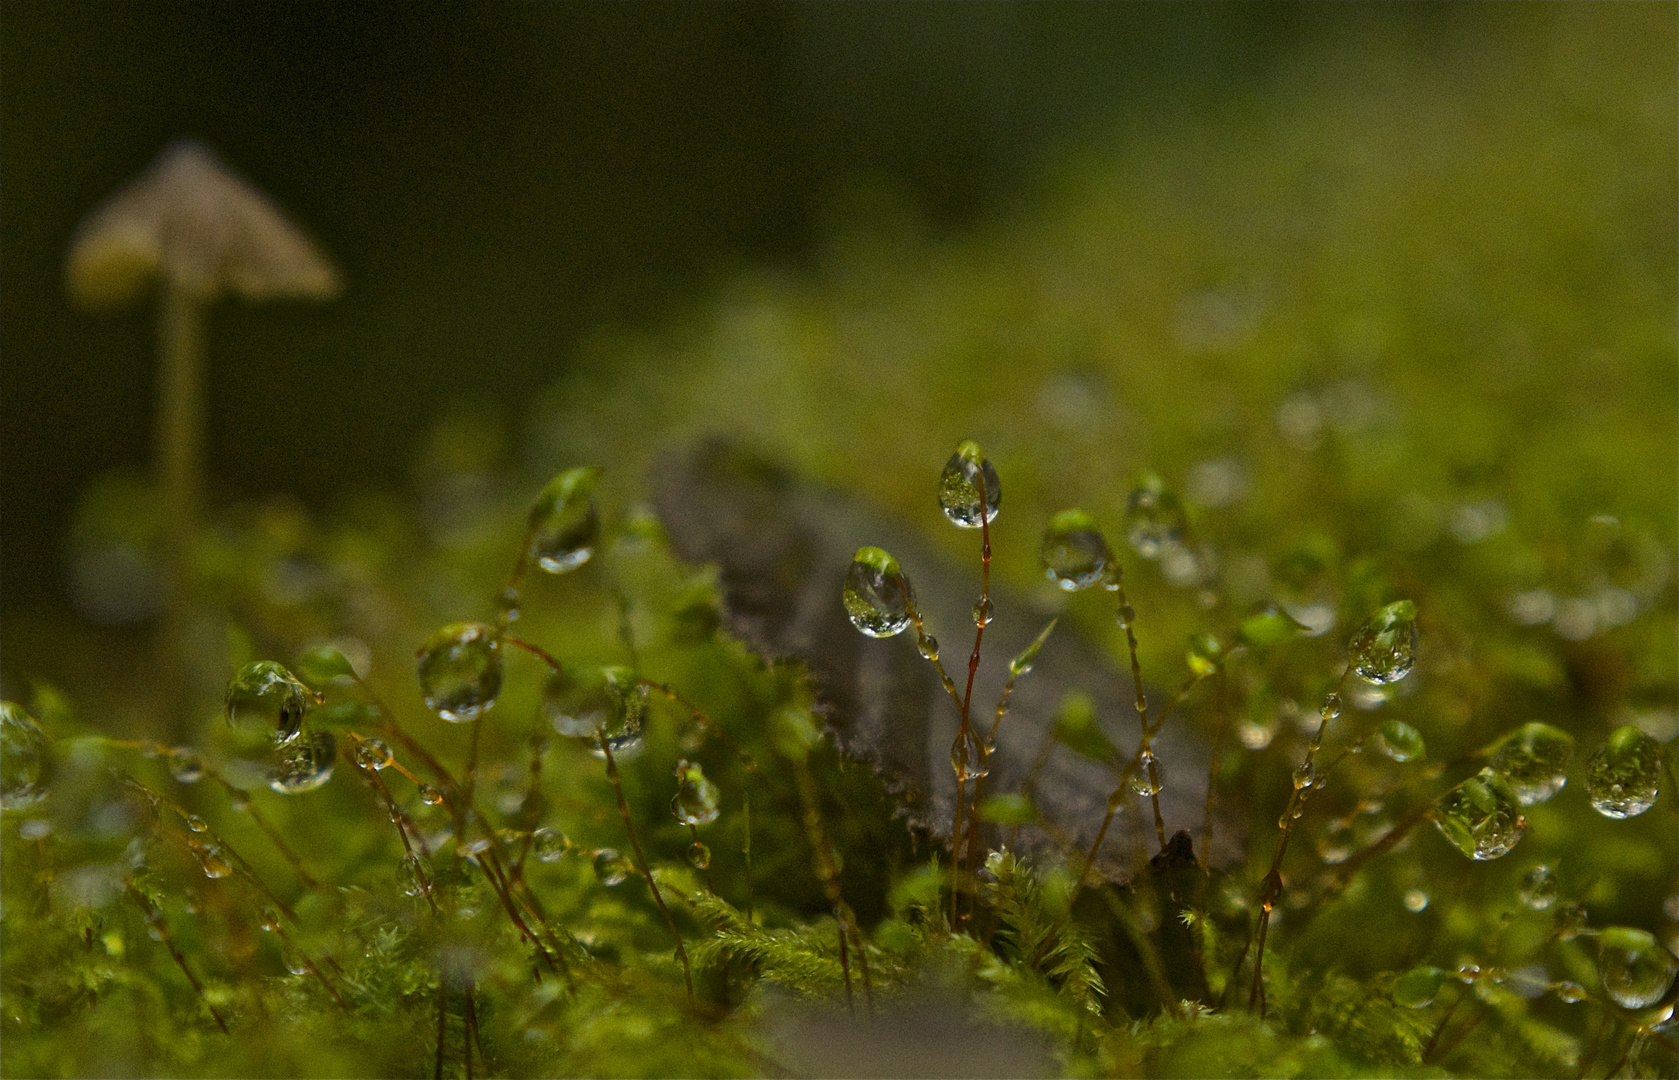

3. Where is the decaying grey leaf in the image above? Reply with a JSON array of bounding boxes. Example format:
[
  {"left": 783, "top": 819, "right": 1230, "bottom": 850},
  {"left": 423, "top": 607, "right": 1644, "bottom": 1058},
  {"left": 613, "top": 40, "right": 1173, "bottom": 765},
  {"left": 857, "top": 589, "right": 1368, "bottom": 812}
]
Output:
[{"left": 653, "top": 438, "right": 1229, "bottom": 882}]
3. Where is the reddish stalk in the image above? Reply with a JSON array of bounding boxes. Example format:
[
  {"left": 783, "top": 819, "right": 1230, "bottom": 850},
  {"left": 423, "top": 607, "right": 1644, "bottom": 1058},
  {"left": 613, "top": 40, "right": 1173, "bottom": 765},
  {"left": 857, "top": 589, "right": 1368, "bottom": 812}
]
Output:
[{"left": 599, "top": 731, "right": 694, "bottom": 1001}]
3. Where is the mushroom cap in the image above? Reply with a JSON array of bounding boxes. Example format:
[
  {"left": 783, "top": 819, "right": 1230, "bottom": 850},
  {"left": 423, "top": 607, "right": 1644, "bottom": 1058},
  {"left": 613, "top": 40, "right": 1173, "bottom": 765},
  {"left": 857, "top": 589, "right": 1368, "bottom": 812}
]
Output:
[{"left": 67, "top": 139, "right": 341, "bottom": 308}]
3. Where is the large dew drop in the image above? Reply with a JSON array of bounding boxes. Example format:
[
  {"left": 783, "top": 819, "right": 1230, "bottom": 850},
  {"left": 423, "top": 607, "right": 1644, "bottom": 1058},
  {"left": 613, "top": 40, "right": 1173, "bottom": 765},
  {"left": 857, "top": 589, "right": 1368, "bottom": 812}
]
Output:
[
  {"left": 671, "top": 759, "right": 720, "bottom": 826},
  {"left": 527, "top": 466, "right": 601, "bottom": 574},
  {"left": 950, "top": 726, "right": 989, "bottom": 782},
  {"left": 417, "top": 623, "right": 503, "bottom": 722},
  {"left": 1596, "top": 927, "right": 1679, "bottom": 1009},
  {"left": 1041, "top": 510, "right": 1112, "bottom": 591},
  {"left": 936, "top": 441, "right": 1000, "bottom": 529},
  {"left": 226, "top": 661, "right": 313, "bottom": 737},
  {"left": 1374, "top": 720, "right": 1426, "bottom": 763},
  {"left": 541, "top": 665, "right": 615, "bottom": 738},
  {"left": 587, "top": 670, "right": 645, "bottom": 760},
  {"left": 269, "top": 730, "right": 336, "bottom": 794},
  {"left": 1518, "top": 865, "right": 1559, "bottom": 911},
  {"left": 1488, "top": 722, "right": 1575, "bottom": 805},
  {"left": 1430, "top": 767, "right": 1527, "bottom": 860},
  {"left": 843, "top": 547, "right": 914, "bottom": 638},
  {"left": 593, "top": 848, "right": 630, "bottom": 886},
  {"left": 1348, "top": 600, "right": 1418, "bottom": 684},
  {"left": 0, "top": 701, "right": 52, "bottom": 811},
  {"left": 1124, "top": 475, "right": 1185, "bottom": 559},
  {"left": 1391, "top": 966, "right": 1449, "bottom": 1008},
  {"left": 1583, "top": 725, "right": 1664, "bottom": 819}
]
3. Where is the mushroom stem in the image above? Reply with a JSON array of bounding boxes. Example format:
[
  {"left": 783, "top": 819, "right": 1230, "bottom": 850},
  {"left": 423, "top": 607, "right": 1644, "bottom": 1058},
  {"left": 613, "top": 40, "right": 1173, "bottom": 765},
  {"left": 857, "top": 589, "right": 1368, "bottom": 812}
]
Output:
[{"left": 156, "top": 279, "right": 204, "bottom": 722}]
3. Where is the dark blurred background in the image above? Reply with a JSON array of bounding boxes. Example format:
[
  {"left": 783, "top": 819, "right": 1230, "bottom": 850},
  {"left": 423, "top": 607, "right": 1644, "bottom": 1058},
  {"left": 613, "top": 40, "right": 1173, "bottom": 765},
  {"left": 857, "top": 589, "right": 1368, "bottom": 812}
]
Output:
[{"left": 0, "top": 2, "right": 1532, "bottom": 618}]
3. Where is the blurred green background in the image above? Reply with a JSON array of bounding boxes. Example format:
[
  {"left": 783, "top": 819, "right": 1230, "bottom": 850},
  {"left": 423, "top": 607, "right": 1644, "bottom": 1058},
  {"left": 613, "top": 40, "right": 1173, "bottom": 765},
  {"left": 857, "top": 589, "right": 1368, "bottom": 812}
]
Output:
[{"left": 2, "top": 2, "right": 1674, "bottom": 677}]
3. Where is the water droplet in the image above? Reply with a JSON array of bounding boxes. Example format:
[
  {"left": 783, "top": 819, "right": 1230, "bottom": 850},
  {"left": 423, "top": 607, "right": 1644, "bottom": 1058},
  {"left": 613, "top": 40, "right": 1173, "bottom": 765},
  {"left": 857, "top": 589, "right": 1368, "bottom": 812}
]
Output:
[
  {"left": 258, "top": 908, "right": 281, "bottom": 932},
  {"left": 1554, "top": 901, "right": 1588, "bottom": 941},
  {"left": 1519, "top": 865, "right": 1560, "bottom": 911},
  {"left": 936, "top": 441, "right": 1000, "bottom": 529},
  {"left": 971, "top": 596, "right": 993, "bottom": 628},
  {"left": 1456, "top": 964, "right": 1482, "bottom": 983},
  {"left": 1348, "top": 600, "right": 1418, "bottom": 684},
  {"left": 225, "top": 661, "right": 312, "bottom": 737},
  {"left": 268, "top": 729, "right": 336, "bottom": 794},
  {"left": 183, "top": 814, "right": 209, "bottom": 833},
  {"left": 527, "top": 466, "right": 601, "bottom": 574},
  {"left": 354, "top": 737, "right": 393, "bottom": 771},
  {"left": 1553, "top": 980, "right": 1585, "bottom": 1003},
  {"left": 1392, "top": 966, "right": 1448, "bottom": 1008},
  {"left": 1489, "top": 722, "right": 1574, "bottom": 805},
  {"left": 417, "top": 783, "right": 445, "bottom": 807},
  {"left": 950, "top": 727, "right": 990, "bottom": 782},
  {"left": 1041, "top": 510, "right": 1112, "bottom": 591},
  {"left": 398, "top": 853, "right": 429, "bottom": 897},
  {"left": 1292, "top": 762, "right": 1315, "bottom": 791},
  {"left": 1130, "top": 752, "right": 1161, "bottom": 796},
  {"left": 541, "top": 665, "right": 615, "bottom": 738},
  {"left": 1319, "top": 693, "right": 1342, "bottom": 722},
  {"left": 455, "top": 836, "right": 491, "bottom": 858},
  {"left": 0, "top": 702, "right": 52, "bottom": 810},
  {"left": 1185, "top": 633, "right": 1222, "bottom": 677},
  {"left": 532, "top": 827, "right": 567, "bottom": 863},
  {"left": 916, "top": 634, "right": 940, "bottom": 661},
  {"left": 1597, "top": 926, "right": 1679, "bottom": 1009},
  {"left": 417, "top": 623, "right": 503, "bottom": 722},
  {"left": 843, "top": 547, "right": 915, "bottom": 638},
  {"left": 671, "top": 760, "right": 721, "bottom": 826},
  {"left": 227, "top": 788, "right": 251, "bottom": 813},
  {"left": 593, "top": 848, "right": 629, "bottom": 886},
  {"left": 189, "top": 840, "right": 232, "bottom": 879},
  {"left": 586, "top": 671, "right": 645, "bottom": 760},
  {"left": 1374, "top": 720, "right": 1425, "bottom": 763},
  {"left": 1584, "top": 725, "right": 1664, "bottom": 819},
  {"left": 1404, "top": 889, "right": 1430, "bottom": 912},
  {"left": 1125, "top": 475, "right": 1185, "bottom": 559},
  {"left": 687, "top": 842, "right": 712, "bottom": 871},
  {"left": 167, "top": 748, "right": 203, "bottom": 785},
  {"left": 1430, "top": 767, "right": 1527, "bottom": 860}
]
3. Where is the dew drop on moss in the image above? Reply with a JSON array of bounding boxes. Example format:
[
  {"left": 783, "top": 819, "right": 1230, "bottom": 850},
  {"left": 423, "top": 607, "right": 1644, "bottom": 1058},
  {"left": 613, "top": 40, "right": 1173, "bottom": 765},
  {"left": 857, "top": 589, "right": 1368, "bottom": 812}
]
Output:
[
  {"left": 1430, "top": 767, "right": 1526, "bottom": 860},
  {"left": 258, "top": 908, "right": 281, "bottom": 932},
  {"left": 1374, "top": 720, "right": 1425, "bottom": 763},
  {"left": 417, "top": 783, "right": 445, "bottom": 807},
  {"left": 398, "top": 853, "right": 429, "bottom": 897},
  {"left": 532, "top": 827, "right": 567, "bottom": 863},
  {"left": 1348, "top": 600, "right": 1417, "bottom": 684},
  {"left": 1041, "top": 510, "right": 1112, "bottom": 591},
  {"left": 189, "top": 840, "right": 232, "bottom": 879},
  {"left": 1392, "top": 965, "right": 1448, "bottom": 1008},
  {"left": 972, "top": 596, "right": 993, "bottom": 628},
  {"left": 0, "top": 701, "right": 52, "bottom": 810},
  {"left": 268, "top": 730, "right": 336, "bottom": 794},
  {"left": 1583, "top": 725, "right": 1664, "bottom": 819},
  {"left": 1124, "top": 475, "right": 1185, "bottom": 559},
  {"left": 687, "top": 842, "right": 711, "bottom": 871},
  {"left": 843, "top": 546, "right": 914, "bottom": 637},
  {"left": 1596, "top": 927, "right": 1679, "bottom": 1009},
  {"left": 1518, "top": 865, "right": 1559, "bottom": 911},
  {"left": 417, "top": 622, "right": 503, "bottom": 722},
  {"left": 671, "top": 760, "right": 720, "bottom": 826},
  {"left": 354, "top": 737, "right": 393, "bottom": 771},
  {"left": 167, "top": 748, "right": 203, "bottom": 785},
  {"left": 916, "top": 634, "right": 940, "bottom": 661},
  {"left": 527, "top": 466, "right": 601, "bottom": 574},
  {"left": 950, "top": 726, "right": 989, "bottom": 782},
  {"left": 593, "top": 848, "right": 629, "bottom": 886},
  {"left": 1553, "top": 981, "right": 1585, "bottom": 1003},
  {"left": 1403, "top": 890, "right": 1429, "bottom": 912},
  {"left": 1130, "top": 752, "right": 1161, "bottom": 796},
  {"left": 937, "top": 441, "right": 1000, "bottom": 529},
  {"left": 587, "top": 672, "right": 645, "bottom": 760},
  {"left": 226, "top": 661, "right": 312, "bottom": 736},
  {"left": 541, "top": 665, "right": 614, "bottom": 738},
  {"left": 1489, "top": 722, "right": 1574, "bottom": 805}
]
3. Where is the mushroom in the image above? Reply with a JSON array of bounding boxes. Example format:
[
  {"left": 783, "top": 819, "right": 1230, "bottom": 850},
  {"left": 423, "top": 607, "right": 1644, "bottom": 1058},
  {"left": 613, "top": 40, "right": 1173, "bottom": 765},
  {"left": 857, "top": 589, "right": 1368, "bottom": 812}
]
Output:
[{"left": 66, "top": 139, "right": 340, "bottom": 702}]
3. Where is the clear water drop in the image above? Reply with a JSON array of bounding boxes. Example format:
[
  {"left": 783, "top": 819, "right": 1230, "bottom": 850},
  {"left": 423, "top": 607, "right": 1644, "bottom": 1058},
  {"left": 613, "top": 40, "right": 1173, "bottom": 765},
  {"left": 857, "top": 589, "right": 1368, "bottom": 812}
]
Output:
[
  {"left": 0, "top": 702, "right": 52, "bottom": 810},
  {"left": 268, "top": 729, "right": 336, "bottom": 794},
  {"left": 1319, "top": 693, "right": 1342, "bottom": 722},
  {"left": 1554, "top": 901, "right": 1588, "bottom": 941},
  {"left": 1584, "top": 725, "right": 1664, "bottom": 819},
  {"left": 189, "top": 840, "right": 232, "bottom": 879},
  {"left": 184, "top": 814, "right": 209, "bottom": 833},
  {"left": 1431, "top": 767, "right": 1527, "bottom": 860},
  {"left": 1292, "top": 762, "right": 1315, "bottom": 791},
  {"left": 1519, "top": 865, "right": 1559, "bottom": 911},
  {"left": 586, "top": 671, "right": 645, "bottom": 760},
  {"left": 1456, "top": 964, "right": 1482, "bottom": 983},
  {"left": 167, "top": 748, "right": 203, "bottom": 785},
  {"left": 593, "top": 848, "right": 629, "bottom": 886},
  {"left": 532, "top": 827, "right": 567, "bottom": 863},
  {"left": 1041, "top": 509, "right": 1112, "bottom": 591},
  {"left": 541, "top": 665, "right": 615, "bottom": 739},
  {"left": 1489, "top": 722, "right": 1574, "bottom": 805},
  {"left": 972, "top": 596, "right": 993, "bottom": 628},
  {"left": 671, "top": 759, "right": 721, "bottom": 826},
  {"left": 417, "top": 783, "right": 445, "bottom": 807},
  {"left": 527, "top": 466, "right": 601, "bottom": 574},
  {"left": 937, "top": 441, "right": 1000, "bottom": 529},
  {"left": 1597, "top": 927, "right": 1679, "bottom": 1009},
  {"left": 1553, "top": 981, "right": 1585, "bottom": 1003},
  {"left": 950, "top": 726, "right": 989, "bottom": 782},
  {"left": 1374, "top": 720, "right": 1425, "bottom": 763},
  {"left": 417, "top": 622, "right": 502, "bottom": 722},
  {"left": 1130, "top": 752, "right": 1161, "bottom": 796},
  {"left": 916, "top": 634, "right": 940, "bottom": 661},
  {"left": 843, "top": 547, "right": 915, "bottom": 638},
  {"left": 225, "top": 661, "right": 312, "bottom": 737},
  {"left": 1404, "top": 890, "right": 1430, "bottom": 912},
  {"left": 1348, "top": 600, "right": 1418, "bottom": 684},
  {"left": 1124, "top": 475, "right": 1185, "bottom": 559},
  {"left": 687, "top": 842, "right": 712, "bottom": 871},
  {"left": 1392, "top": 966, "right": 1448, "bottom": 1008},
  {"left": 354, "top": 737, "right": 393, "bottom": 771},
  {"left": 398, "top": 853, "right": 429, "bottom": 898}
]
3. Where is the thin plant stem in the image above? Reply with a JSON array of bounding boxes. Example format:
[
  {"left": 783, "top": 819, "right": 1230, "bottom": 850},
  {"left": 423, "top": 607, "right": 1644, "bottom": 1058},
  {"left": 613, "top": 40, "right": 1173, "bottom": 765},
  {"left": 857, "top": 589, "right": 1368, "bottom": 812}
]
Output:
[
  {"left": 948, "top": 470, "right": 994, "bottom": 925},
  {"left": 836, "top": 917, "right": 854, "bottom": 1016},
  {"left": 790, "top": 755, "right": 873, "bottom": 1011},
  {"left": 903, "top": 601, "right": 967, "bottom": 924},
  {"left": 1105, "top": 563, "right": 1164, "bottom": 848},
  {"left": 128, "top": 883, "right": 229, "bottom": 1034},
  {"left": 1249, "top": 664, "right": 1354, "bottom": 1017},
  {"left": 598, "top": 731, "right": 693, "bottom": 1002}
]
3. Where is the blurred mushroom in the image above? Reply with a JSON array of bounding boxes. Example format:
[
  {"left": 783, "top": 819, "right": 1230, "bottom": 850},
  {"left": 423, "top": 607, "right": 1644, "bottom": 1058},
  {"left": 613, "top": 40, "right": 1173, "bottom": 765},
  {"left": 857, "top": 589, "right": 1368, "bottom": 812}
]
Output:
[{"left": 66, "top": 139, "right": 339, "bottom": 710}]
